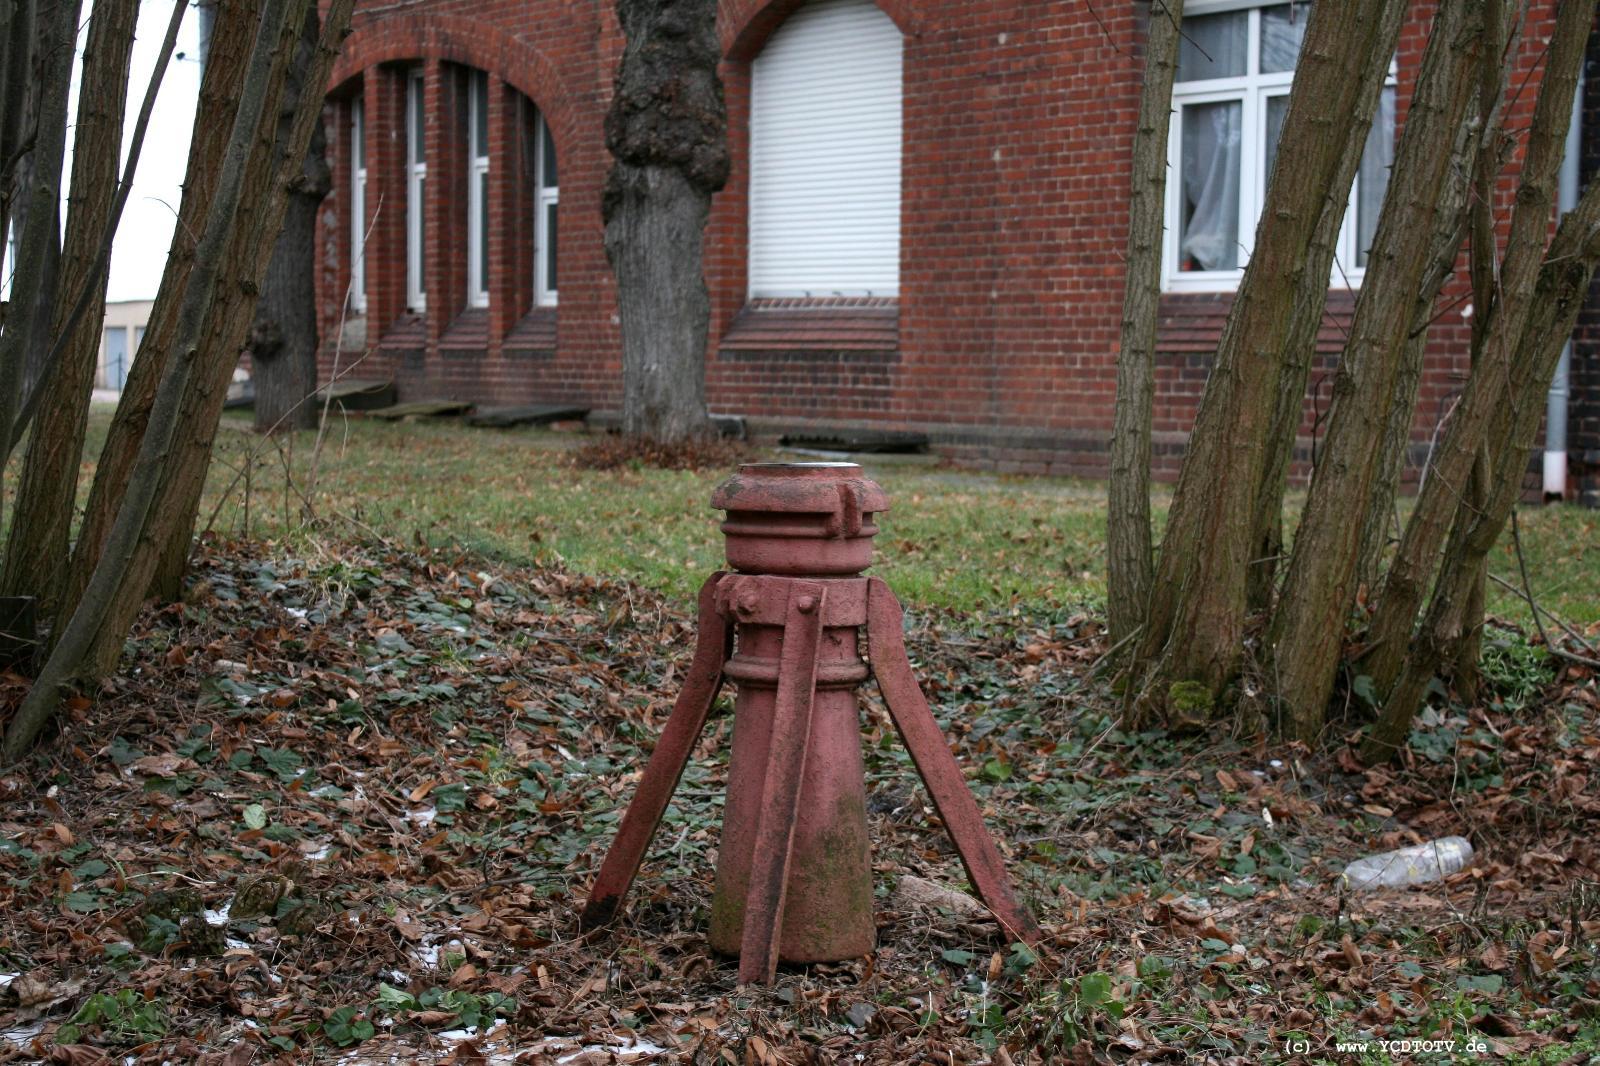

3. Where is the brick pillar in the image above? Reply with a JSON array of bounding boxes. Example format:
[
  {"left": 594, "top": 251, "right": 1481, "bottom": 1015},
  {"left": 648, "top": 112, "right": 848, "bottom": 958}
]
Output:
[
  {"left": 488, "top": 77, "right": 532, "bottom": 355},
  {"left": 365, "top": 67, "right": 406, "bottom": 354},
  {"left": 425, "top": 62, "right": 468, "bottom": 359}
]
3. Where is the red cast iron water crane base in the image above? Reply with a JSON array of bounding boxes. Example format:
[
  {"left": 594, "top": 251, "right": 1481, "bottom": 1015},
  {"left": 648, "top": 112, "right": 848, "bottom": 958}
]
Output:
[{"left": 579, "top": 463, "right": 1040, "bottom": 985}]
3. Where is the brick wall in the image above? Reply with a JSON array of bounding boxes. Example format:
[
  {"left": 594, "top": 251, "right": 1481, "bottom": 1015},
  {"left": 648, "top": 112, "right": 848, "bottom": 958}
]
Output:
[{"left": 312, "top": 0, "right": 1586, "bottom": 485}]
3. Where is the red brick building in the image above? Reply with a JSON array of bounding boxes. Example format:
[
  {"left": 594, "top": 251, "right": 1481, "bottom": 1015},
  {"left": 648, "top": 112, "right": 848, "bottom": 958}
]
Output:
[{"left": 313, "top": 0, "right": 1598, "bottom": 500}]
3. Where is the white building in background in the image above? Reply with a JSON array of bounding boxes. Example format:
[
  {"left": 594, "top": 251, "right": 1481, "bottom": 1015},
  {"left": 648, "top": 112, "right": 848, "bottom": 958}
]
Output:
[{"left": 98, "top": 299, "right": 152, "bottom": 393}]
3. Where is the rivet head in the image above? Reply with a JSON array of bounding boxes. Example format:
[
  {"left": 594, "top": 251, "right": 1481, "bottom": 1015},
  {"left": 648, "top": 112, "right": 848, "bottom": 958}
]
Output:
[
  {"left": 736, "top": 589, "right": 759, "bottom": 616},
  {"left": 796, "top": 595, "right": 817, "bottom": 614}
]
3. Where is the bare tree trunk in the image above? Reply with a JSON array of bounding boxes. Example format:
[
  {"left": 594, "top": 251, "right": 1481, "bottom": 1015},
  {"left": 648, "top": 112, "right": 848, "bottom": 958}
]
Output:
[
  {"left": 251, "top": 27, "right": 331, "bottom": 436},
  {"left": 1246, "top": 0, "right": 1408, "bottom": 612},
  {"left": 4, "top": 0, "right": 298, "bottom": 760},
  {"left": 1353, "top": 154, "right": 1478, "bottom": 594},
  {"left": 1445, "top": 1, "right": 1514, "bottom": 703},
  {"left": 0, "top": 0, "right": 79, "bottom": 482},
  {"left": 603, "top": 0, "right": 728, "bottom": 444},
  {"left": 57, "top": 0, "right": 255, "bottom": 629},
  {"left": 53, "top": 0, "right": 351, "bottom": 676},
  {"left": 1360, "top": 0, "right": 1590, "bottom": 703},
  {"left": 0, "top": 0, "right": 38, "bottom": 250},
  {"left": 1127, "top": 0, "right": 1403, "bottom": 727},
  {"left": 1263, "top": 0, "right": 1487, "bottom": 742},
  {"left": 1363, "top": 172, "right": 1600, "bottom": 762},
  {"left": 1108, "top": 0, "right": 1182, "bottom": 653},
  {"left": 0, "top": 0, "right": 138, "bottom": 614}
]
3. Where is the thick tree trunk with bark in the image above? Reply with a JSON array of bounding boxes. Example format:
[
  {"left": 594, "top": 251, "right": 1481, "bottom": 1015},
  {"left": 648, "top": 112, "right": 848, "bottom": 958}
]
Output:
[
  {"left": 603, "top": 0, "right": 729, "bottom": 444},
  {"left": 1360, "top": 0, "right": 1589, "bottom": 702},
  {"left": 251, "top": 89, "right": 330, "bottom": 435},
  {"left": 1107, "top": 0, "right": 1182, "bottom": 653},
  {"left": 1245, "top": 0, "right": 1407, "bottom": 613},
  {"left": 1263, "top": 0, "right": 1486, "bottom": 742},
  {"left": 1127, "top": 0, "right": 1403, "bottom": 727},
  {"left": 0, "top": 0, "right": 138, "bottom": 614}
]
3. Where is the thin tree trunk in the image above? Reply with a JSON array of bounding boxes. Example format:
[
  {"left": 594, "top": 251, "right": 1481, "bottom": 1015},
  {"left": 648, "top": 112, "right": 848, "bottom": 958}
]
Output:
[
  {"left": 1246, "top": 0, "right": 1408, "bottom": 613},
  {"left": 604, "top": 0, "right": 729, "bottom": 444},
  {"left": 110, "top": 0, "right": 351, "bottom": 629},
  {"left": 1363, "top": 172, "right": 1600, "bottom": 762},
  {"left": 1353, "top": 5, "right": 1523, "bottom": 592},
  {"left": 1127, "top": 0, "right": 1403, "bottom": 727},
  {"left": 59, "top": 0, "right": 259, "bottom": 627},
  {"left": 0, "top": 0, "right": 79, "bottom": 484},
  {"left": 142, "top": 1, "right": 350, "bottom": 609},
  {"left": 1264, "top": 0, "right": 1487, "bottom": 742},
  {"left": 1108, "top": 0, "right": 1182, "bottom": 653},
  {"left": 4, "top": 0, "right": 297, "bottom": 760},
  {"left": 1359, "top": 0, "right": 1590, "bottom": 702},
  {"left": 1353, "top": 157, "right": 1478, "bottom": 594},
  {"left": 0, "top": 0, "right": 37, "bottom": 234},
  {"left": 0, "top": 0, "right": 139, "bottom": 614},
  {"left": 251, "top": 22, "right": 331, "bottom": 436}
]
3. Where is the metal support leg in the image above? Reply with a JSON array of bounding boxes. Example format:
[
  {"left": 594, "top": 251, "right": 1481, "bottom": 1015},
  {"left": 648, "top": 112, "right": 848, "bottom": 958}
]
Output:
[
  {"left": 865, "top": 577, "right": 1042, "bottom": 945},
  {"left": 581, "top": 573, "right": 732, "bottom": 930},
  {"left": 738, "top": 581, "right": 826, "bottom": 985}
]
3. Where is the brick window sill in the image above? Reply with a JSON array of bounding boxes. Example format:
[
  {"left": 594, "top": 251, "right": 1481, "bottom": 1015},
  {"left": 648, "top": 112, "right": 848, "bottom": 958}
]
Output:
[{"left": 719, "top": 297, "right": 898, "bottom": 353}]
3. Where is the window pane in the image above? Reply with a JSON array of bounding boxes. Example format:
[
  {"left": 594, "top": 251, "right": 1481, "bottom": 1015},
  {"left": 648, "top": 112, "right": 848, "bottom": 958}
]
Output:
[
  {"left": 411, "top": 74, "right": 426, "bottom": 162},
  {"left": 544, "top": 201, "right": 557, "bottom": 292},
  {"left": 103, "top": 328, "right": 128, "bottom": 389},
  {"left": 1264, "top": 94, "right": 1289, "bottom": 182},
  {"left": 478, "top": 171, "right": 490, "bottom": 291},
  {"left": 1260, "top": 3, "right": 1311, "bottom": 73},
  {"left": 352, "top": 98, "right": 364, "bottom": 169},
  {"left": 1356, "top": 86, "right": 1396, "bottom": 268},
  {"left": 540, "top": 119, "right": 557, "bottom": 188},
  {"left": 1177, "top": 12, "right": 1247, "bottom": 82},
  {"left": 417, "top": 176, "right": 426, "bottom": 290},
  {"left": 472, "top": 71, "right": 488, "bottom": 158},
  {"left": 1179, "top": 100, "right": 1242, "bottom": 271},
  {"left": 134, "top": 325, "right": 145, "bottom": 348}
]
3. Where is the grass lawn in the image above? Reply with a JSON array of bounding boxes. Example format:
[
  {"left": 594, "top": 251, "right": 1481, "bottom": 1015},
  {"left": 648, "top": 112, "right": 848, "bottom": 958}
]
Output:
[
  {"left": 188, "top": 408, "right": 1599, "bottom": 628},
  {"left": 26, "top": 405, "right": 1599, "bottom": 627}
]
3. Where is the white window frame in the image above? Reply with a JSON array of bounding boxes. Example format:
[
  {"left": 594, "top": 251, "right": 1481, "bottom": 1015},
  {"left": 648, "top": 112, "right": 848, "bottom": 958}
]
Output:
[
  {"left": 534, "top": 111, "right": 558, "bottom": 307},
  {"left": 1163, "top": 1, "right": 1396, "bottom": 292},
  {"left": 406, "top": 67, "right": 428, "bottom": 313},
  {"left": 350, "top": 96, "right": 368, "bottom": 314},
  {"left": 467, "top": 70, "right": 490, "bottom": 309}
]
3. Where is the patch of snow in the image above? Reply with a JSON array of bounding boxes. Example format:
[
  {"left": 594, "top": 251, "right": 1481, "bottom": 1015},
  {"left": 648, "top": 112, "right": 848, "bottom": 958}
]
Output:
[
  {"left": 0, "top": 1021, "right": 41, "bottom": 1050},
  {"left": 204, "top": 902, "right": 232, "bottom": 925},
  {"left": 0, "top": 974, "right": 15, "bottom": 989},
  {"left": 555, "top": 1038, "right": 668, "bottom": 1063},
  {"left": 408, "top": 806, "right": 436, "bottom": 827},
  {"left": 226, "top": 938, "right": 251, "bottom": 951}
]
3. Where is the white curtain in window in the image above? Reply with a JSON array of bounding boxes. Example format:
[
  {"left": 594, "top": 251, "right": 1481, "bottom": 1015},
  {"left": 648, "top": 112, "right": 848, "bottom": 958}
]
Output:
[
  {"left": 1355, "top": 86, "right": 1396, "bottom": 268},
  {"left": 1181, "top": 101, "right": 1242, "bottom": 271},
  {"left": 1260, "top": 4, "right": 1311, "bottom": 73}
]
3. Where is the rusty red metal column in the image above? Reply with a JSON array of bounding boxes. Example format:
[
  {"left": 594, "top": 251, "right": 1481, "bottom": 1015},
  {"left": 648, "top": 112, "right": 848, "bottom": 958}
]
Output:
[
  {"left": 580, "top": 462, "right": 1040, "bottom": 984},
  {"left": 706, "top": 463, "right": 884, "bottom": 968}
]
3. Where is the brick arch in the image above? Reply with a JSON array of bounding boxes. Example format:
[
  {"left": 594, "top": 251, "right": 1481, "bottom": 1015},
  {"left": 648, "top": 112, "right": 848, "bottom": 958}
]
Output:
[
  {"left": 329, "top": 12, "right": 581, "bottom": 167},
  {"left": 721, "top": 0, "right": 918, "bottom": 63}
]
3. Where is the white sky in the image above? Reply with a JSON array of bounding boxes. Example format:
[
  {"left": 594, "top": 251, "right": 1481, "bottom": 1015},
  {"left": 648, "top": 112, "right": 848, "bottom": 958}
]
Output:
[{"left": 67, "top": 2, "right": 203, "bottom": 303}]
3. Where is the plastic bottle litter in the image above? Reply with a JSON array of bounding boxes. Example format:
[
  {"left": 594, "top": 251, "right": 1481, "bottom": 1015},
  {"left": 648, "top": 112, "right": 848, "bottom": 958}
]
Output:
[{"left": 1342, "top": 837, "right": 1474, "bottom": 890}]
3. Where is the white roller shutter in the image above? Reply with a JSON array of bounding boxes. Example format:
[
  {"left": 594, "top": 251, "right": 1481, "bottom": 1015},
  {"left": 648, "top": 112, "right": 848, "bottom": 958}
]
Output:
[{"left": 749, "top": 0, "right": 902, "bottom": 298}]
